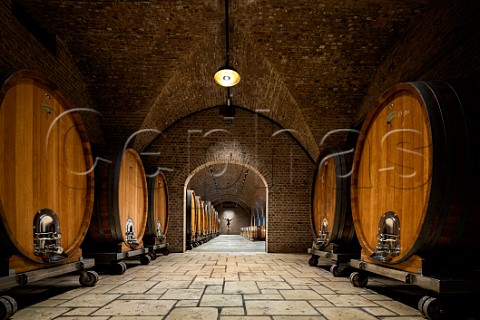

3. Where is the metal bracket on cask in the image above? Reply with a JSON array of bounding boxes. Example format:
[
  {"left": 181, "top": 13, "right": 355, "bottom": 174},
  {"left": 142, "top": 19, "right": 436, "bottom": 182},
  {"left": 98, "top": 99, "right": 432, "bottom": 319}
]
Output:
[
  {"left": 125, "top": 218, "right": 139, "bottom": 248},
  {"left": 33, "top": 209, "right": 67, "bottom": 263},
  {"left": 156, "top": 220, "right": 165, "bottom": 241},
  {"left": 316, "top": 218, "right": 329, "bottom": 248},
  {"left": 371, "top": 211, "right": 400, "bottom": 262}
]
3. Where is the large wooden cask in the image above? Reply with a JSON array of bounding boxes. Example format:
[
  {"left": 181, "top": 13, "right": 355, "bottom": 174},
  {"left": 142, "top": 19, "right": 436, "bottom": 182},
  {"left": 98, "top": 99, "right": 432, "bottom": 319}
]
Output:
[
  {"left": 186, "top": 189, "right": 197, "bottom": 247},
  {"left": 351, "top": 81, "right": 480, "bottom": 275},
  {"left": 195, "top": 196, "right": 204, "bottom": 238},
  {"left": 144, "top": 172, "right": 168, "bottom": 246},
  {"left": 0, "top": 69, "right": 94, "bottom": 273},
  {"left": 214, "top": 208, "right": 219, "bottom": 234},
  {"left": 204, "top": 201, "right": 212, "bottom": 235},
  {"left": 85, "top": 148, "right": 147, "bottom": 252},
  {"left": 311, "top": 146, "right": 358, "bottom": 251}
]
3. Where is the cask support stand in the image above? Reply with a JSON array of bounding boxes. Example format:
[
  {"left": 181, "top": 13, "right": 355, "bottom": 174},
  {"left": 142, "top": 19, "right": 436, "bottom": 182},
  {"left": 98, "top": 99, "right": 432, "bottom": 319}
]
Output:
[
  {"left": 83, "top": 248, "right": 152, "bottom": 275},
  {"left": 144, "top": 243, "right": 170, "bottom": 260},
  {"left": 308, "top": 244, "right": 359, "bottom": 277},
  {"left": 348, "top": 259, "right": 480, "bottom": 320},
  {"left": 0, "top": 258, "right": 97, "bottom": 320}
]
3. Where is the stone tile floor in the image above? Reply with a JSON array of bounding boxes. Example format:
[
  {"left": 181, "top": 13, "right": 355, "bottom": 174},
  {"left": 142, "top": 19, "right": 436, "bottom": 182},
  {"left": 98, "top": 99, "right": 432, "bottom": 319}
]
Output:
[
  {"left": 190, "top": 234, "right": 265, "bottom": 252},
  {"left": 5, "top": 236, "right": 480, "bottom": 320}
]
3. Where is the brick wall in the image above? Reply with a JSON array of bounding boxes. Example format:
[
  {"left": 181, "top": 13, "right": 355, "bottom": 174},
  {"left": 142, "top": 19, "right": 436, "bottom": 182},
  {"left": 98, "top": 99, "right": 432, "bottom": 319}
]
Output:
[
  {"left": 0, "top": 0, "right": 103, "bottom": 144},
  {"left": 356, "top": 0, "right": 480, "bottom": 124},
  {"left": 143, "top": 107, "right": 315, "bottom": 253}
]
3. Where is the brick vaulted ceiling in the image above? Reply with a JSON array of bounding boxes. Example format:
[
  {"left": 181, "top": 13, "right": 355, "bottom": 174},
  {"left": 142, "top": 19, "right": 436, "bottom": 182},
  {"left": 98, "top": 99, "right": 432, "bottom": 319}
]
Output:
[
  {"left": 14, "top": 0, "right": 433, "bottom": 155},
  {"left": 12, "top": 0, "right": 433, "bottom": 210}
]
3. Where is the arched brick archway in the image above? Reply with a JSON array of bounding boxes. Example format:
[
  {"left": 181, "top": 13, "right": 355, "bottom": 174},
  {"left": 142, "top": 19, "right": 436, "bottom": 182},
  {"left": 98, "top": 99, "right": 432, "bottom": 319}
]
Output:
[
  {"left": 142, "top": 107, "right": 314, "bottom": 253},
  {"left": 184, "top": 159, "right": 269, "bottom": 251}
]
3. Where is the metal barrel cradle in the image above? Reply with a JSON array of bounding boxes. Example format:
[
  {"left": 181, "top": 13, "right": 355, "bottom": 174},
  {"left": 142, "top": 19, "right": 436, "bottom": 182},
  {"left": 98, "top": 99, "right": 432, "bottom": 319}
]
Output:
[
  {"left": 0, "top": 258, "right": 98, "bottom": 320},
  {"left": 308, "top": 247, "right": 359, "bottom": 277},
  {"left": 348, "top": 259, "right": 480, "bottom": 320},
  {"left": 83, "top": 249, "right": 151, "bottom": 275}
]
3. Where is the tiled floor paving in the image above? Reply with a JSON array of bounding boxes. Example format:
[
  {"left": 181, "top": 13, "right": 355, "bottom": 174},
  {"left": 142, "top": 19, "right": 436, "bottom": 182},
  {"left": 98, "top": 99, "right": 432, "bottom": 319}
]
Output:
[{"left": 4, "top": 236, "right": 479, "bottom": 319}]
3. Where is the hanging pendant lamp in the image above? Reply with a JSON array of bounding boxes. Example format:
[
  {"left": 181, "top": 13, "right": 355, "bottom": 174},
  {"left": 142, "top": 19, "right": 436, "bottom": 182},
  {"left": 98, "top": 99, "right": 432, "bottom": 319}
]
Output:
[{"left": 214, "top": 0, "right": 240, "bottom": 87}]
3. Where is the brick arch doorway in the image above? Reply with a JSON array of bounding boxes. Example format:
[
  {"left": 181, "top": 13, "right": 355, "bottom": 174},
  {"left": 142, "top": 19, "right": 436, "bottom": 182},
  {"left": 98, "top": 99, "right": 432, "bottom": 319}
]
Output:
[{"left": 184, "top": 160, "right": 269, "bottom": 252}]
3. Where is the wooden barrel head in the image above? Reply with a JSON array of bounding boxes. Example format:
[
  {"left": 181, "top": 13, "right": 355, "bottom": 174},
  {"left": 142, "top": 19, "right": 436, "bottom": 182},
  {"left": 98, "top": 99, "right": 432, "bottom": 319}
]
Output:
[
  {"left": 146, "top": 172, "right": 168, "bottom": 243},
  {"left": 352, "top": 83, "right": 432, "bottom": 263},
  {"left": 87, "top": 147, "right": 147, "bottom": 250},
  {"left": 195, "top": 196, "right": 203, "bottom": 236},
  {"left": 186, "top": 189, "right": 196, "bottom": 238},
  {"left": 204, "top": 201, "right": 211, "bottom": 235},
  {"left": 351, "top": 81, "right": 480, "bottom": 267},
  {"left": 0, "top": 70, "right": 94, "bottom": 263},
  {"left": 117, "top": 148, "right": 148, "bottom": 248},
  {"left": 311, "top": 146, "right": 356, "bottom": 249}
]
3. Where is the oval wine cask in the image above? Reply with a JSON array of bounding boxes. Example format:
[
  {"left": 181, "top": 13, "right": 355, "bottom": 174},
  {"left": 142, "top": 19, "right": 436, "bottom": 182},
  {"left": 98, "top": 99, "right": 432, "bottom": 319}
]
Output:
[
  {"left": 351, "top": 81, "right": 480, "bottom": 275},
  {"left": 86, "top": 148, "right": 147, "bottom": 252},
  {"left": 311, "top": 146, "right": 358, "bottom": 250},
  {"left": 0, "top": 69, "right": 94, "bottom": 272},
  {"left": 144, "top": 172, "right": 168, "bottom": 245},
  {"left": 195, "top": 196, "right": 204, "bottom": 239},
  {"left": 186, "top": 189, "right": 196, "bottom": 246}
]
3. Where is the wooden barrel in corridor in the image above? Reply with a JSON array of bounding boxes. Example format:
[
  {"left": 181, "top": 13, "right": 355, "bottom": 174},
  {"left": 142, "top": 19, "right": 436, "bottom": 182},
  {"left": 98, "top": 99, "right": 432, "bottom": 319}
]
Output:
[
  {"left": 311, "top": 146, "right": 358, "bottom": 251},
  {"left": 0, "top": 69, "right": 94, "bottom": 272},
  {"left": 144, "top": 172, "right": 168, "bottom": 245},
  {"left": 195, "top": 196, "right": 204, "bottom": 238},
  {"left": 86, "top": 148, "right": 147, "bottom": 252},
  {"left": 203, "top": 201, "right": 209, "bottom": 236},
  {"left": 350, "top": 81, "right": 480, "bottom": 275},
  {"left": 186, "top": 189, "right": 197, "bottom": 244}
]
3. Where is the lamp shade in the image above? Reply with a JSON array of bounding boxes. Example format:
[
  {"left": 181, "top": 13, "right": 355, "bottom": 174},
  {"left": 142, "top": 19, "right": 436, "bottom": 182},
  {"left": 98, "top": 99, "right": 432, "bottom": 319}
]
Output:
[{"left": 214, "top": 65, "right": 241, "bottom": 87}]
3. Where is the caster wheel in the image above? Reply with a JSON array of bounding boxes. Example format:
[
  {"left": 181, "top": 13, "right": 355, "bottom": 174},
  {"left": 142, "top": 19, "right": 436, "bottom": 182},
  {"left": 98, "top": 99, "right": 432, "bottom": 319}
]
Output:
[
  {"left": 140, "top": 254, "right": 152, "bottom": 265},
  {"left": 162, "top": 249, "right": 170, "bottom": 255},
  {"left": 420, "top": 296, "right": 447, "bottom": 320},
  {"left": 79, "top": 270, "right": 99, "bottom": 287},
  {"left": 148, "top": 252, "right": 157, "bottom": 260},
  {"left": 349, "top": 271, "right": 368, "bottom": 287},
  {"left": 0, "top": 296, "right": 17, "bottom": 320},
  {"left": 418, "top": 295, "right": 430, "bottom": 317},
  {"left": 308, "top": 256, "right": 318, "bottom": 266},
  {"left": 111, "top": 261, "right": 127, "bottom": 275},
  {"left": 1, "top": 296, "right": 17, "bottom": 316},
  {"left": 330, "top": 264, "right": 342, "bottom": 277}
]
